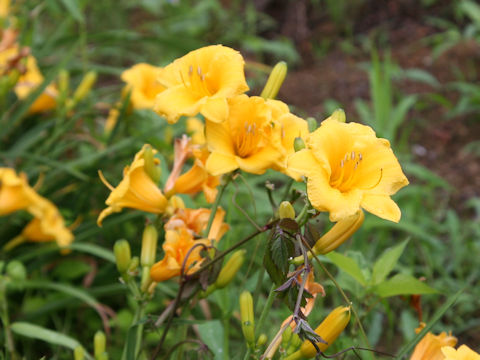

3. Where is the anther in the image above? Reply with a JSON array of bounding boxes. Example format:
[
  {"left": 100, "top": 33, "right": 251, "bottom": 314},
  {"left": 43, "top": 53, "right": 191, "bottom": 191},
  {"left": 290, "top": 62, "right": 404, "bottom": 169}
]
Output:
[
  {"left": 351, "top": 151, "right": 355, "bottom": 160},
  {"left": 188, "top": 65, "right": 193, "bottom": 76},
  {"left": 359, "top": 153, "right": 363, "bottom": 161},
  {"left": 201, "top": 74, "right": 205, "bottom": 81},
  {"left": 344, "top": 153, "right": 348, "bottom": 162},
  {"left": 340, "top": 159, "right": 344, "bottom": 168},
  {"left": 197, "top": 66, "right": 202, "bottom": 76}
]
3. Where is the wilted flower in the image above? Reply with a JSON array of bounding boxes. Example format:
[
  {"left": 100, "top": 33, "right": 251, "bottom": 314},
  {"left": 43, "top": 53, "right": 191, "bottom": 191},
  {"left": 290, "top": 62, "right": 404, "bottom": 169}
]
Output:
[
  {"left": 165, "top": 206, "right": 229, "bottom": 241},
  {"left": 205, "top": 95, "right": 283, "bottom": 175},
  {"left": 97, "top": 145, "right": 168, "bottom": 226},
  {"left": 149, "top": 227, "right": 209, "bottom": 282},
  {"left": 1, "top": 46, "right": 58, "bottom": 114},
  {"left": 121, "top": 63, "right": 165, "bottom": 109},
  {"left": 154, "top": 45, "right": 249, "bottom": 123},
  {"left": 288, "top": 116, "right": 409, "bottom": 222}
]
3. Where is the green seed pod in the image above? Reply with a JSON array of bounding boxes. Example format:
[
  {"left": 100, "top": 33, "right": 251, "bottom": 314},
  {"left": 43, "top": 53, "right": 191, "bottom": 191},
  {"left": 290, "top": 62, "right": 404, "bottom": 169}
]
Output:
[
  {"left": 293, "top": 137, "right": 306, "bottom": 152},
  {"left": 94, "top": 330, "right": 106, "bottom": 358},
  {"left": 279, "top": 201, "right": 295, "bottom": 219},
  {"left": 307, "top": 117, "right": 317, "bottom": 132}
]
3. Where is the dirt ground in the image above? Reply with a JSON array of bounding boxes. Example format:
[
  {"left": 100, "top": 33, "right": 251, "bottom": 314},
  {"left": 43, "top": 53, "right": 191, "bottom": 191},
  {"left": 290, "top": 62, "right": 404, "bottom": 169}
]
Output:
[{"left": 255, "top": 0, "right": 480, "bottom": 212}]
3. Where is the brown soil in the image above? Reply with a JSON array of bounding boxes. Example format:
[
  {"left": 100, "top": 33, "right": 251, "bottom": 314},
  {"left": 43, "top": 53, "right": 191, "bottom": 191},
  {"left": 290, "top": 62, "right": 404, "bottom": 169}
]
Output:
[{"left": 256, "top": 0, "right": 480, "bottom": 212}]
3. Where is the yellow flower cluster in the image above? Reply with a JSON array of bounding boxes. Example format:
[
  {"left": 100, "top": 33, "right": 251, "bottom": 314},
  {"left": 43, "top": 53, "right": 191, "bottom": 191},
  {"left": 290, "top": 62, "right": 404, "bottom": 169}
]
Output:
[{"left": 0, "top": 168, "right": 73, "bottom": 250}]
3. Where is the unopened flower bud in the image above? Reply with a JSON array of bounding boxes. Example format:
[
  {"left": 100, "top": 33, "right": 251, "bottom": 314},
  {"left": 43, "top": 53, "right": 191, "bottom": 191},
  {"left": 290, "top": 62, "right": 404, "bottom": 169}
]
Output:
[
  {"left": 282, "top": 325, "right": 293, "bottom": 346},
  {"left": 307, "top": 117, "right": 317, "bottom": 132},
  {"left": 167, "top": 195, "right": 185, "bottom": 213},
  {"left": 74, "top": 345, "right": 85, "bottom": 360},
  {"left": 94, "top": 330, "right": 106, "bottom": 358},
  {"left": 58, "top": 69, "right": 70, "bottom": 96},
  {"left": 97, "top": 353, "right": 109, "bottom": 360},
  {"left": 240, "top": 291, "right": 255, "bottom": 347},
  {"left": 72, "top": 71, "right": 97, "bottom": 103},
  {"left": 141, "top": 225, "right": 158, "bottom": 267},
  {"left": 215, "top": 250, "right": 245, "bottom": 289},
  {"left": 279, "top": 201, "right": 296, "bottom": 219},
  {"left": 114, "top": 240, "right": 131, "bottom": 275},
  {"left": 6, "top": 260, "right": 26, "bottom": 281},
  {"left": 326, "top": 108, "right": 346, "bottom": 123},
  {"left": 293, "top": 137, "right": 306, "bottom": 152},
  {"left": 257, "top": 333, "right": 268, "bottom": 347},
  {"left": 128, "top": 256, "right": 139, "bottom": 272},
  {"left": 142, "top": 145, "right": 161, "bottom": 184},
  {"left": 292, "top": 211, "right": 364, "bottom": 265},
  {"left": 261, "top": 61, "right": 288, "bottom": 100},
  {"left": 299, "top": 306, "right": 351, "bottom": 358}
]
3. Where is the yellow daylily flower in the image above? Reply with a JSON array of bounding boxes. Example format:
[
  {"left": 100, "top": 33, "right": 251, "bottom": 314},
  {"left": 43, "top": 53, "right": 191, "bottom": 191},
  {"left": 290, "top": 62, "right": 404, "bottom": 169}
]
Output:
[
  {"left": 410, "top": 332, "right": 457, "bottom": 360},
  {"left": 154, "top": 45, "right": 249, "bottom": 124},
  {"left": 266, "top": 99, "right": 309, "bottom": 179},
  {"left": 97, "top": 145, "right": 168, "bottom": 226},
  {"left": 186, "top": 117, "right": 206, "bottom": 145},
  {"left": 121, "top": 63, "right": 165, "bottom": 109},
  {"left": 205, "top": 94, "right": 283, "bottom": 175},
  {"left": 0, "top": 167, "right": 39, "bottom": 215},
  {"left": 149, "top": 227, "right": 209, "bottom": 282},
  {"left": 288, "top": 116, "right": 409, "bottom": 222},
  {"left": 0, "top": 0, "right": 10, "bottom": 18},
  {"left": 442, "top": 345, "right": 480, "bottom": 360}
]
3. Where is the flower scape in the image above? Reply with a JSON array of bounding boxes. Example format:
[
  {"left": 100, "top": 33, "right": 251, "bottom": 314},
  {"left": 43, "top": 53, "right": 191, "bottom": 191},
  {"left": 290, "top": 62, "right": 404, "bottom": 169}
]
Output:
[{"left": 1, "top": 11, "right": 477, "bottom": 357}]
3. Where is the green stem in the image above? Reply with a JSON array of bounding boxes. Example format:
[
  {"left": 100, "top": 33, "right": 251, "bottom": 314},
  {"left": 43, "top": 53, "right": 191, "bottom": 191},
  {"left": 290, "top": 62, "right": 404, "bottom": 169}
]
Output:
[
  {"left": 205, "top": 174, "right": 231, "bottom": 238},
  {"left": 134, "top": 302, "right": 146, "bottom": 358},
  {"left": 313, "top": 256, "right": 372, "bottom": 356},
  {"left": 256, "top": 284, "right": 276, "bottom": 337},
  {"left": 0, "top": 280, "right": 17, "bottom": 359},
  {"left": 222, "top": 317, "right": 230, "bottom": 360},
  {"left": 242, "top": 347, "right": 251, "bottom": 360}
]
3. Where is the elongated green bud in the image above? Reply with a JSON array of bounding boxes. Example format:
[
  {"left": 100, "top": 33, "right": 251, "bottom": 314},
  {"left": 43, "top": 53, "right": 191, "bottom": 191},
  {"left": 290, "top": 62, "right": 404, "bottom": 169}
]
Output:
[
  {"left": 114, "top": 240, "right": 131, "bottom": 275},
  {"left": 74, "top": 346, "right": 85, "bottom": 360},
  {"left": 261, "top": 61, "right": 288, "bottom": 100},
  {"left": 58, "top": 69, "right": 70, "bottom": 96},
  {"left": 282, "top": 325, "right": 293, "bottom": 347},
  {"left": 141, "top": 225, "right": 158, "bottom": 267},
  {"left": 94, "top": 330, "right": 106, "bottom": 358},
  {"left": 73, "top": 71, "right": 97, "bottom": 103},
  {"left": 97, "top": 353, "right": 109, "bottom": 360},
  {"left": 279, "top": 201, "right": 295, "bottom": 219},
  {"left": 326, "top": 108, "right": 346, "bottom": 123},
  {"left": 257, "top": 333, "right": 268, "bottom": 347},
  {"left": 307, "top": 117, "right": 317, "bottom": 132},
  {"left": 240, "top": 291, "right": 255, "bottom": 347},
  {"left": 293, "top": 137, "right": 306, "bottom": 152},
  {"left": 215, "top": 250, "right": 245, "bottom": 289},
  {"left": 142, "top": 145, "right": 161, "bottom": 184},
  {"left": 6, "top": 260, "right": 26, "bottom": 281}
]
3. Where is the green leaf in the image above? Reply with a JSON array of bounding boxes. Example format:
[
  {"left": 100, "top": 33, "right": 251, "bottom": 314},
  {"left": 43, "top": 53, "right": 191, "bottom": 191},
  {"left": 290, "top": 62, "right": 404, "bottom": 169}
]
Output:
[
  {"left": 325, "top": 251, "right": 367, "bottom": 286},
  {"left": 59, "top": 0, "right": 85, "bottom": 23},
  {"left": 11, "top": 322, "right": 92, "bottom": 358},
  {"left": 461, "top": 0, "right": 480, "bottom": 24},
  {"left": 68, "top": 242, "right": 115, "bottom": 262},
  {"left": 396, "top": 288, "right": 463, "bottom": 358},
  {"left": 271, "top": 235, "right": 293, "bottom": 273},
  {"left": 197, "top": 320, "right": 224, "bottom": 359},
  {"left": 123, "top": 325, "right": 139, "bottom": 360},
  {"left": 372, "top": 239, "right": 409, "bottom": 285},
  {"left": 374, "top": 274, "right": 438, "bottom": 298}
]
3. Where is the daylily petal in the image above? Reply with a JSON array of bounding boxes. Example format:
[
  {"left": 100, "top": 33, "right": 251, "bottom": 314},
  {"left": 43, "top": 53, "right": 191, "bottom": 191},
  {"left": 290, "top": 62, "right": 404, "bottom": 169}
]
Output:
[
  {"left": 235, "top": 146, "right": 282, "bottom": 175},
  {"left": 287, "top": 149, "right": 319, "bottom": 177},
  {"left": 155, "top": 85, "right": 204, "bottom": 123},
  {"left": 201, "top": 96, "right": 229, "bottom": 123},
  {"left": 361, "top": 194, "right": 401, "bottom": 223},
  {"left": 206, "top": 152, "right": 238, "bottom": 176},
  {"left": 205, "top": 119, "right": 235, "bottom": 155}
]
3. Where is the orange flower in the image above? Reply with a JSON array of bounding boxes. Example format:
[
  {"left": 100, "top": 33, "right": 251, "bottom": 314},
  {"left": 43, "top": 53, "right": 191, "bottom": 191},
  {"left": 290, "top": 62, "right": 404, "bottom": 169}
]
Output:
[
  {"left": 165, "top": 206, "right": 229, "bottom": 241},
  {"left": 97, "top": 145, "right": 168, "bottom": 226},
  {"left": 410, "top": 332, "right": 457, "bottom": 360},
  {"left": 149, "top": 227, "right": 209, "bottom": 282}
]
